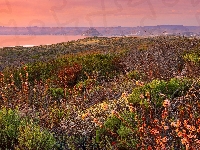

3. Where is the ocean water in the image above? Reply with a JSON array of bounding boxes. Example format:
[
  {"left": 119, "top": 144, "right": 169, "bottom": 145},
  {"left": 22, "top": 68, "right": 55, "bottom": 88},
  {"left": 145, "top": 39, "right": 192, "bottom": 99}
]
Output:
[{"left": 0, "top": 35, "right": 87, "bottom": 48}]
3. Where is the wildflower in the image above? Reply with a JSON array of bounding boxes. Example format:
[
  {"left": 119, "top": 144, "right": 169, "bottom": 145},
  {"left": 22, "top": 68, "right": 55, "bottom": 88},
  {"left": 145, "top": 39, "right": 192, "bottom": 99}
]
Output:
[
  {"left": 186, "top": 125, "right": 191, "bottom": 131},
  {"left": 177, "top": 131, "right": 182, "bottom": 137},
  {"left": 175, "top": 128, "right": 179, "bottom": 133},
  {"left": 111, "top": 141, "right": 116, "bottom": 146},
  {"left": 136, "top": 80, "right": 144, "bottom": 86},
  {"left": 129, "top": 105, "right": 134, "bottom": 112},
  {"left": 155, "top": 136, "right": 161, "bottom": 144},
  {"left": 181, "top": 137, "right": 189, "bottom": 145},
  {"left": 162, "top": 110, "right": 168, "bottom": 119},
  {"left": 197, "top": 126, "right": 200, "bottom": 133},
  {"left": 184, "top": 120, "right": 188, "bottom": 127},
  {"left": 145, "top": 92, "right": 150, "bottom": 100},
  {"left": 150, "top": 128, "right": 159, "bottom": 135},
  {"left": 171, "top": 121, "right": 176, "bottom": 127},
  {"left": 92, "top": 118, "right": 98, "bottom": 123},
  {"left": 182, "top": 129, "right": 186, "bottom": 133},
  {"left": 81, "top": 112, "right": 90, "bottom": 120},
  {"left": 121, "top": 92, "right": 127, "bottom": 98},
  {"left": 187, "top": 134, "right": 196, "bottom": 139},
  {"left": 162, "top": 137, "right": 168, "bottom": 143},
  {"left": 164, "top": 126, "right": 169, "bottom": 130},
  {"left": 101, "top": 102, "right": 108, "bottom": 110},
  {"left": 176, "top": 119, "right": 181, "bottom": 127},
  {"left": 153, "top": 119, "right": 159, "bottom": 124},
  {"left": 139, "top": 126, "right": 144, "bottom": 132},
  {"left": 163, "top": 99, "right": 170, "bottom": 107},
  {"left": 140, "top": 94, "right": 145, "bottom": 99},
  {"left": 191, "top": 126, "right": 196, "bottom": 132},
  {"left": 147, "top": 146, "right": 153, "bottom": 150}
]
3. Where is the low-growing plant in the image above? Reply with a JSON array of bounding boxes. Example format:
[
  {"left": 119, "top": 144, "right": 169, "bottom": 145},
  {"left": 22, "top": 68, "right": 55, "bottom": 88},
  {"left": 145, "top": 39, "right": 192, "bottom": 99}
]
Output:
[
  {"left": 127, "top": 70, "right": 143, "bottom": 80},
  {"left": 183, "top": 52, "right": 200, "bottom": 64},
  {"left": 0, "top": 107, "right": 20, "bottom": 149},
  {"left": 48, "top": 87, "right": 65, "bottom": 100},
  {"left": 57, "top": 63, "right": 82, "bottom": 88},
  {"left": 129, "top": 78, "right": 192, "bottom": 107},
  {"left": 18, "top": 119, "right": 56, "bottom": 150},
  {"left": 96, "top": 110, "right": 139, "bottom": 149},
  {"left": 128, "top": 87, "right": 145, "bottom": 105}
]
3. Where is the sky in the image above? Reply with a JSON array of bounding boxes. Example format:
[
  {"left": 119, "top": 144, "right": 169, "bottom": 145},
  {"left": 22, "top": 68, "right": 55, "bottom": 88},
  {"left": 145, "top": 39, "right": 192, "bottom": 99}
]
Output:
[{"left": 0, "top": 0, "right": 200, "bottom": 27}]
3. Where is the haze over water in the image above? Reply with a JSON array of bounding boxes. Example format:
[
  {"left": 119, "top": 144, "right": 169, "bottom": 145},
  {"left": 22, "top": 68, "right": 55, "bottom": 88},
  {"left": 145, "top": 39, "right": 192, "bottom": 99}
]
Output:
[{"left": 0, "top": 35, "right": 87, "bottom": 48}]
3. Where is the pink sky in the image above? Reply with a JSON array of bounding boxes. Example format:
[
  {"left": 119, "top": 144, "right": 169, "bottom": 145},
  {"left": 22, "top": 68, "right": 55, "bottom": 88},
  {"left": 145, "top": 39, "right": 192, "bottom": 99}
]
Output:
[{"left": 0, "top": 0, "right": 200, "bottom": 27}]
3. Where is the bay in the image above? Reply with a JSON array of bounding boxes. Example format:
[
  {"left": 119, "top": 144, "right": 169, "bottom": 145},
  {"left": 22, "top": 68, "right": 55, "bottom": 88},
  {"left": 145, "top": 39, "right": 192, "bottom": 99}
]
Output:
[{"left": 0, "top": 35, "right": 87, "bottom": 48}]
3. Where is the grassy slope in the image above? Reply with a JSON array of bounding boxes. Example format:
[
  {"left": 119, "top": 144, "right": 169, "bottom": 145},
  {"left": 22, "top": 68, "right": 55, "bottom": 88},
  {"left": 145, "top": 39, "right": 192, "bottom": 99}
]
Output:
[{"left": 0, "top": 36, "right": 200, "bottom": 149}]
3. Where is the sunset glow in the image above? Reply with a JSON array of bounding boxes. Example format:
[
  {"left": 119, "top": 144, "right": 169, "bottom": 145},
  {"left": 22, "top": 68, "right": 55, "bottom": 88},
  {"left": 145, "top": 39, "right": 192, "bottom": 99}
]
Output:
[{"left": 0, "top": 0, "right": 200, "bottom": 27}]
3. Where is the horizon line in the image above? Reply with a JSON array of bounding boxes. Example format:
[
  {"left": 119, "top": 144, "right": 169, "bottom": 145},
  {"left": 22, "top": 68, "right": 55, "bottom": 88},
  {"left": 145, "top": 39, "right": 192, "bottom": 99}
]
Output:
[{"left": 0, "top": 25, "right": 200, "bottom": 28}]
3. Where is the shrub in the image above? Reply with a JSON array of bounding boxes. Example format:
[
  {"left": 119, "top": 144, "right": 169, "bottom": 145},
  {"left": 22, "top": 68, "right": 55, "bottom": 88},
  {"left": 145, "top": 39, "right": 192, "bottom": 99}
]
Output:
[
  {"left": 48, "top": 87, "right": 65, "bottom": 100},
  {"left": 167, "top": 78, "right": 191, "bottom": 98},
  {"left": 0, "top": 107, "right": 20, "bottom": 149},
  {"left": 57, "top": 63, "right": 82, "bottom": 87},
  {"left": 18, "top": 119, "right": 56, "bottom": 150},
  {"left": 127, "top": 70, "right": 143, "bottom": 80},
  {"left": 96, "top": 111, "right": 138, "bottom": 149},
  {"left": 183, "top": 52, "right": 200, "bottom": 64},
  {"left": 128, "top": 87, "right": 145, "bottom": 105},
  {"left": 146, "top": 79, "right": 167, "bottom": 107},
  {"left": 104, "top": 116, "right": 121, "bottom": 133},
  {"left": 129, "top": 78, "right": 192, "bottom": 107}
]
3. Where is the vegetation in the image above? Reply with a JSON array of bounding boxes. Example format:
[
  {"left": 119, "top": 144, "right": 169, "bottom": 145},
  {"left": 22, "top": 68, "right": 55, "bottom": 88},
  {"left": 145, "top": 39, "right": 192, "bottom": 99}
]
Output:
[{"left": 0, "top": 36, "right": 200, "bottom": 149}]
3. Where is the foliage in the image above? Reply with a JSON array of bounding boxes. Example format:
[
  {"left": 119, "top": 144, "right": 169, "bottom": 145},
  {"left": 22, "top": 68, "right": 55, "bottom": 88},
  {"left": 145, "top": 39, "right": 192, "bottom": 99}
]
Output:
[
  {"left": 127, "top": 70, "right": 143, "bottom": 80},
  {"left": 0, "top": 108, "right": 20, "bottom": 149},
  {"left": 48, "top": 88, "right": 65, "bottom": 99},
  {"left": 129, "top": 78, "right": 192, "bottom": 107},
  {"left": 184, "top": 52, "right": 200, "bottom": 64},
  {"left": 1, "top": 36, "right": 200, "bottom": 149},
  {"left": 0, "top": 107, "right": 56, "bottom": 149},
  {"left": 18, "top": 119, "right": 56, "bottom": 150}
]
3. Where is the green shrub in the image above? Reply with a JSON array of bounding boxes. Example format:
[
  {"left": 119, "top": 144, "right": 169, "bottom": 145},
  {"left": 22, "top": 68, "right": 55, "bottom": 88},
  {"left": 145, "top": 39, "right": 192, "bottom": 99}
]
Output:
[
  {"left": 129, "top": 78, "right": 192, "bottom": 107},
  {"left": 167, "top": 78, "right": 191, "bottom": 98},
  {"left": 0, "top": 107, "right": 56, "bottom": 149},
  {"left": 0, "top": 107, "right": 20, "bottom": 149},
  {"left": 104, "top": 116, "right": 121, "bottom": 132},
  {"left": 128, "top": 87, "right": 145, "bottom": 105},
  {"left": 117, "top": 125, "right": 131, "bottom": 138},
  {"left": 97, "top": 111, "right": 138, "bottom": 149},
  {"left": 18, "top": 120, "right": 56, "bottom": 150},
  {"left": 146, "top": 79, "right": 167, "bottom": 107},
  {"left": 127, "top": 70, "right": 143, "bottom": 80},
  {"left": 183, "top": 52, "right": 200, "bottom": 64},
  {"left": 73, "top": 53, "right": 123, "bottom": 80},
  {"left": 48, "top": 88, "right": 65, "bottom": 99}
]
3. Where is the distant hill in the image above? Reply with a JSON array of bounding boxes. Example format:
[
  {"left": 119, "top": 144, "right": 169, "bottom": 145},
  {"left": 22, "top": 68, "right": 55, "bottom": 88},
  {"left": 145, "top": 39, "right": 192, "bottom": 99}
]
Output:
[
  {"left": 0, "top": 25, "right": 200, "bottom": 36},
  {"left": 82, "top": 27, "right": 102, "bottom": 36}
]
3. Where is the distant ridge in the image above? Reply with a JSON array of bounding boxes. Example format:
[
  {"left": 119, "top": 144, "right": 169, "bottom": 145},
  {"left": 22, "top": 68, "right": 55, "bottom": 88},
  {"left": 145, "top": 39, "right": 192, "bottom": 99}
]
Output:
[{"left": 0, "top": 26, "right": 200, "bottom": 36}]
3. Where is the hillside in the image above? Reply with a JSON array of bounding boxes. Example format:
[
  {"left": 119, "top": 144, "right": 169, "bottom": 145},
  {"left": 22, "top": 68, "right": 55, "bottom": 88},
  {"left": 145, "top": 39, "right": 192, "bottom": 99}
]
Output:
[{"left": 0, "top": 36, "right": 200, "bottom": 149}]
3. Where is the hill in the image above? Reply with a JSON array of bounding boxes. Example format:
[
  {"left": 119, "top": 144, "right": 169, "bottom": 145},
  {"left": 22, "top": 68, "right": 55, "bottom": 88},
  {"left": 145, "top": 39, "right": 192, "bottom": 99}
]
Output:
[
  {"left": 82, "top": 27, "right": 102, "bottom": 36},
  {"left": 0, "top": 36, "right": 200, "bottom": 149}
]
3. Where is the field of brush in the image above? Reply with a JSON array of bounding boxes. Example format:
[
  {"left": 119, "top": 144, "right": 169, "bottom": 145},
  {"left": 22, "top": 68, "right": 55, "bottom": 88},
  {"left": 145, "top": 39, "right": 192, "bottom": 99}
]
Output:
[{"left": 0, "top": 36, "right": 200, "bottom": 149}]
